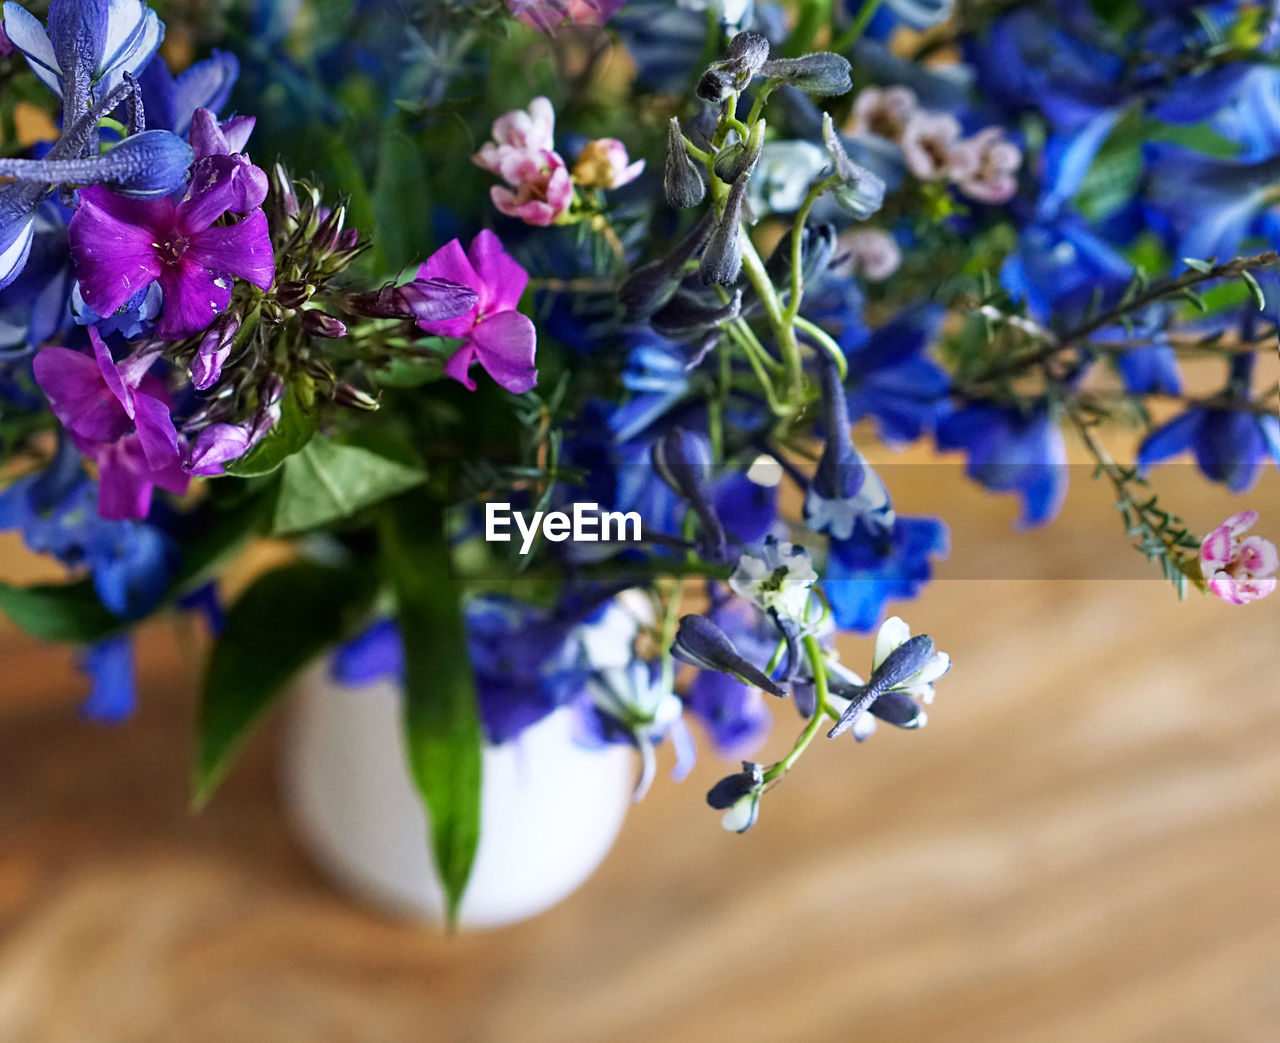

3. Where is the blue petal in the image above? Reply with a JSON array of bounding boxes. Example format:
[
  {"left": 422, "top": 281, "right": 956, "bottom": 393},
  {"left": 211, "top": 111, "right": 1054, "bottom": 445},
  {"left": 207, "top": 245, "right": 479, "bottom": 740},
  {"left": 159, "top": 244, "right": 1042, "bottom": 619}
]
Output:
[
  {"left": 78, "top": 635, "right": 136, "bottom": 723},
  {"left": 1138, "top": 410, "right": 1201, "bottom": 472}
]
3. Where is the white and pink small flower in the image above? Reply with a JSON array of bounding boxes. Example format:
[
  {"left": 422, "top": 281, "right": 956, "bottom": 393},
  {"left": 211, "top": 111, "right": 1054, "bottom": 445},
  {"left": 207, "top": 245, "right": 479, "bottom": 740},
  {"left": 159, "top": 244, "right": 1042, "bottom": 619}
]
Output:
[
  {"left": 572, "top": 138, "right": 645, "bottom": 190},
  {"left": 900, "top": 110, "right": 963, "bottom": 181},
  {"left": 1200, "top": 510, "right": 1278, "bottom": 604},
  {"left": 839, "top": 228, "right": 902, "bottom": 281},
  {"left": 850, "top": 85, "right": 919, "bottom": 143},
  {"left": 948, "top": 126, "right": 1022, "bottom": 204}
]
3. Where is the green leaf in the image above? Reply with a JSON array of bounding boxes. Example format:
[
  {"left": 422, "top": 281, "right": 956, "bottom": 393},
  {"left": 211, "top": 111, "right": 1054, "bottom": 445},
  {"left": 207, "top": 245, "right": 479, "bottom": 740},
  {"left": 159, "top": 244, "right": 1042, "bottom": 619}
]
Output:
[
  {"left": 0, "top": 579, "right": 121, "bottom": 642},
  {"left": 272, "top": 437, "right": 426, "bottom": 535},
  {"left": 1240, "top": 269, "right": 1266, "bottom": 310},
  {"left": 194, "top": 560, "right": 377, "bottom": 807},
  {"left": 224, "top": 387, "right": 319, "bottom": 478},
  {"left": 382, "top": 498, "right": 482, "bottom": 928}
]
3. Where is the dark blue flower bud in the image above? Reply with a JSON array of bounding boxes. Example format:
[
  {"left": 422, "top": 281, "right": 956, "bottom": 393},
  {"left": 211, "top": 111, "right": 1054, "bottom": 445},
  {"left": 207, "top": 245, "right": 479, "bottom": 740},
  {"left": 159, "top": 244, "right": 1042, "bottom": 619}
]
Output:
[
  {"left": 672, "top": 614, "right": 786, "bottom": 697},
  {"left": 652, "top": 427, "right": 729, "bottom": 563},
  {"left": 760, "top": 53, "right": 852, "bottom": 97},
  {"left": 664, "top": 117, "right": 706, "bottom": 209},
  {"left": 713, "top": 120, "right": 764, "bottom": 184},
  {"left": 726, "top": 31, "right": 770, "bottom": 76},
  {"left": 867, "top": 690, "right": 927, "bottom": 728},
  {"left": 706, "top": 760, "right": 764, "bottom": 808},
  {"left": 48, "top": 0, "right": 106, "bottom": 112},
  {"left": 696, "top": 67, "right": 736, "bottom": 103},
  {"left": 827, "top": 634, "right": 935, "bottom": 738},
  {"left": 699, "top": 176, "right": 747, "bottom": 287},
  {"left": 805, "top": 346, "right": 895, "bottom": 541},
  {"left": 619, "top": 215, "right": 713, "bottom": 320},
  {"left": 650, "top": 287, "right": 741, "bottom": 339}
]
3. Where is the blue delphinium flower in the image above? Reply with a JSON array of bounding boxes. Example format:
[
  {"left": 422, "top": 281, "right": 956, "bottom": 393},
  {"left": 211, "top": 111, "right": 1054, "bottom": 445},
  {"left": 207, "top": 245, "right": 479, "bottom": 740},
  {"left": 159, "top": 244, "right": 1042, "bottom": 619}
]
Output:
[
  {"left": 1138, "top": 354, "right": 1280, "bottom": 492},
  {"left": 1090, "top": 305, "right": 1182, "bottom": 397},
  {"left": 844, "top": 306, "right": 950, "bottom": 444},
  {"left": 0, "top": 446, "right": 177, "bottom": 618},
  {"left": 0, "top": 199, "right": 75, "bottom": 354},
  {"left": 936, "top": 401, "right": 1068, "bottom": 528},
  {"left": 78, "top": 634, "right": 137, "bottom": 723},
  {"left": 1001, "top": 215, "right": 1133, "bottom": 324},
  {"left": 2, "top": 0, "right": 163, "bottom": 102},
  {"left": 824, "top": 514, "right": 949, "bottom": 633},
  {"left": 136, "top": 49, "right": 240, "bottom": 137}
]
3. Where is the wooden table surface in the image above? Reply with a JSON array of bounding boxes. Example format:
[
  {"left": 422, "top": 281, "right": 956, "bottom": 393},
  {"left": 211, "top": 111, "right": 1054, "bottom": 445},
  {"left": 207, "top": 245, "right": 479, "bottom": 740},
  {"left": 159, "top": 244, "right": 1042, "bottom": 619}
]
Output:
[{"left": 2, "top": 451, "right": 1279, "bottom": 1043}]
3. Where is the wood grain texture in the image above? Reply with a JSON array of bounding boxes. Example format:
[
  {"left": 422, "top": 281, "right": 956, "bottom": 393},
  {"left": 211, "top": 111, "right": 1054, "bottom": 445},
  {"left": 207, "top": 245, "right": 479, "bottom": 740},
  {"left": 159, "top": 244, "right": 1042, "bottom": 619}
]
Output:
[{"left": 1, "top": 456, "right": 1278, "bottom": 1043}]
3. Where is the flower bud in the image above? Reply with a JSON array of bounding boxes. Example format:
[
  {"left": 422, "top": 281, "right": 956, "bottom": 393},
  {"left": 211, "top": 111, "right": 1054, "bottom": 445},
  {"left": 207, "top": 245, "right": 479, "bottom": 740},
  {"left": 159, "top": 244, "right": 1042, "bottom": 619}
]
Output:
[
  {"left": 673, "top": 615, "right": 785, "bottom": 696},
  {"left": 191, "top": 313, "right": 240, "bottom": 390},
  {"left": 651, "top": 288, "right": 742, "bottom": 339},
  {"left": 345, "top": 278, "right": 479, "bottom": 322},
  {"left": 618, "top": 215, "right": 713, "bottom": 320},
  {"left": 300, "top": 310, "right": 348, "bottom": 339},
  {"left": 333, "top": 383, "right": 380, "bottom": 410},
  {"left": 275, "top": 279, "right": 313, "bottom": 309},
  {"left": 822, "top": 113, "right": 886, "bottom": 219},
  {"left": 726, "top": 31, "right": 770, "bottom": 76},
  {"left": 652, "top": 427, "right": 728, "bottom": 562},
  {"left": 712, "top": 119, "right": 764, "bottom": 184},
  {"left": 664, "top": 118, "right": 706, "bottom": 209},
  {"left": 759, "top": 52, "right": 852, "bottom": 97},
  {"left": 698, "top": 177, "right": 747, "bottom": 287},
  {"left": 696, "top": 67, "right": 735, "bottom": 103},
  {"left": 764, "top": 221, "right": 838, "bottom": 289}
]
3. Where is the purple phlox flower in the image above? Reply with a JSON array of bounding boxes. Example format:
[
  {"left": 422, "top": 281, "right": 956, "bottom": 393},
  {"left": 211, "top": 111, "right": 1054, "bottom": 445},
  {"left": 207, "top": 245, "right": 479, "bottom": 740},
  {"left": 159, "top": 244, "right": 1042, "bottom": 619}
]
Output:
[
  {"left": 187, "top": 107, "right": 267, "bottom": 213},
  {"left": 507, "top": 0, "right": 626, "bottom": 34},
  {"left": 69, "top": 172, "right": 274, "bottom": 340},
  {"left": 936, "top": 400, "right": 1068, "bottom": 528},
  {"left": 414, "top": 230, "right": 538, "bottom": 394},
  {"left": 33, "top": 326, "right": 189, "bottom": 518}
]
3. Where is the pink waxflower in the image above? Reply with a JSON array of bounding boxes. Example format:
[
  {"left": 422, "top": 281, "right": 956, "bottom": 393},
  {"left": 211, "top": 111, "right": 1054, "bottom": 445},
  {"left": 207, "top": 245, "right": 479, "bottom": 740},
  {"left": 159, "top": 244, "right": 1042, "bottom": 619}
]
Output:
[
  {"left": 33, "top": 328, "right": 189, "bottom": 519},
  {"left": 473, "top": 98, "right": 576, "bottom": 226},
  {"left": 1200, "top": 511, "right": 1278, "bottom": 604},
  {"left": 415, "top": 231, "right": 538, "bottom": 394},
  {"left": 850, "top": 85, "right": 919, "bottom": 142},
  {"left": 948, "top": 127, "right": 1022, "bottom": 204},
  {"left": 901, "top": 111, "right": 962, "bottom": 181},
  {"left": 839, "top": 228, "right": 901, "bottom": 281},
  {"left": 572, "top": 138, "right": 645, "bottom": 190}
]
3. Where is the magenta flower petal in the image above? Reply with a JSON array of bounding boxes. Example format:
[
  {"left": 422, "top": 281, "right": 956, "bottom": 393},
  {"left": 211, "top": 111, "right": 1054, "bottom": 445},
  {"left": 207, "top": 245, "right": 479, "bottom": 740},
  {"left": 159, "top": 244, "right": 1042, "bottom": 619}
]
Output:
[
  {"left": 131, "top": 391, "right": 181, "bottom": 470},
  {"left": 185, "top": 209, "right": 275, "bottom": 290},
  {"left": 95, "top": 435, "right": 191, "bottom": 520},
  {"left": 32, "top": 346, "right": 131, "bottom": 443},
  {"left": 155, "top": 258, "right": 233, "bottom": 339},
  {"left": 470, "top": 310, "right": 538, "bottom": 393},
  {"left": 416, "top": 238, "right": 481, "bottom": 339},
  {"left": 68, "top": 188, "right": 167, "bottom": 317},
  {"left": 442, "top": 341, "right": 481, "bottom": 390},
  {"left": 468, "top": 228, "right": 530, "bottom": 313},
  {"left": 89, "top": 327, "right": 134, "bottom": 418}
]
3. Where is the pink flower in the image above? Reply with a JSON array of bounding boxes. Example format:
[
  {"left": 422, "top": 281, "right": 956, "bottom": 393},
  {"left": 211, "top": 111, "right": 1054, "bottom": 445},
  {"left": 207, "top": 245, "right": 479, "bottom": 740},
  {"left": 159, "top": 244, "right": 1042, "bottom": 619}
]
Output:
[
  {"left": 473, "top": 98, "right": 576, "bottom": 226},
  {"left": 901, "top": 111, "right": 962, "bottom": 181},
  {"left": 1200, "top": 510, "right": 1278, "bottom": 604},
  {"left": 33, "top": 328, "right": 189, "bottom": 519},
  {"left": 507, "top": 0, "right": 625, "bottom": 32},
  {"left": 839, "top": 228, "right": 901, "bottom": 281},
  {"left": 850, "top": 86, "right": 919, "bottom": 142},
  {"left": 948, "top": 126, "right": 1022, "bottom": 204},
  {"left": 572, "top": 138, "right": 645, "bottom": 190},
  {"left": 415, "top": 231, "right": 538, "bottom": 394}
]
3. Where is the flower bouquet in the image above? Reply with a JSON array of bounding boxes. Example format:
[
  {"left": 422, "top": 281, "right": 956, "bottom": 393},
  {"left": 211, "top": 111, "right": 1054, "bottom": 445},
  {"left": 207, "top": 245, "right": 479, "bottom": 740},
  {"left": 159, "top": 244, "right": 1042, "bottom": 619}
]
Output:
[{"left": 1, "top": 0, "right": 1276, "bottom": 925}]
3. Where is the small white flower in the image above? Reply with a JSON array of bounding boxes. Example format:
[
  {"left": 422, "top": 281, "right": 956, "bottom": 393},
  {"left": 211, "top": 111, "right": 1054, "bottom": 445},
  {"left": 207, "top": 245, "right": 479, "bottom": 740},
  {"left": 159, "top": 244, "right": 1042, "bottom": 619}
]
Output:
[
  {"left": 729, "top": 539, "right": 818, "bottom": 621},
  {"left": 748, "top": 140, "right": 828, "bottom": 214},
  {"left": 873, "top": 616, "right": 950, "bottom": 704}
]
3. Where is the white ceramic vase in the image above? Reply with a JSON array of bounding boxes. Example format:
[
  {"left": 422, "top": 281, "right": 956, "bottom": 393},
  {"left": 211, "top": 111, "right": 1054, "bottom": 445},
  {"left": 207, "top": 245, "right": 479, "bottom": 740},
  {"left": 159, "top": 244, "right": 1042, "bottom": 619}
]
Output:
[{"left": 281, "top": 665, "right": 636, "bottom": 929}]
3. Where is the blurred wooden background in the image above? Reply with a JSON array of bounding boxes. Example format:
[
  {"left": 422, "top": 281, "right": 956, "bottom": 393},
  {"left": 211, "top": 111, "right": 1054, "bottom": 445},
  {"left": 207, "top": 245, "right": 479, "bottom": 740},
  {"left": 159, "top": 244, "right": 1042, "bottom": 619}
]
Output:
[{"left": 2, "top": 447, "right": 1279, "bottom": 1043}]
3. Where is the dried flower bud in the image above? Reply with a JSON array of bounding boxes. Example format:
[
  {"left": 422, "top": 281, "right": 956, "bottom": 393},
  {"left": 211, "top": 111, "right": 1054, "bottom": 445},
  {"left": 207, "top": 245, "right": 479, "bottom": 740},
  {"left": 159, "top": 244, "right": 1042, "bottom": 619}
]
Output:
[
  {"left": 759, "top": 52, "right": 852, "bottom": 97},
  {"left": 276, "top": 279, "right": 313, "bottom": 309},
  {"left": 664, "top": 118, "right": 706, "bottom": 209},
  {"left": 698, "top": 177, "right": 748, "bottom": 287},
  {"left": 300, "top": 310, "right": 348, "bottom": 339}
]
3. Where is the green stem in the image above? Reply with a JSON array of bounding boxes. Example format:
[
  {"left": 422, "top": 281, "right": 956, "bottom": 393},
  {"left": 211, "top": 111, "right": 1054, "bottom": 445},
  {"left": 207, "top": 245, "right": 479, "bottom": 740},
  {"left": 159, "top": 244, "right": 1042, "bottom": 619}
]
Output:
[
  {"left": 764, "top": 634, "right": 831, "bottom": 783},
  {"left": 794, "top": 315, "right": 848, "bottom": 381},
  {"left": 831, "top": 0, "right": 886, "bottom": 54}
]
